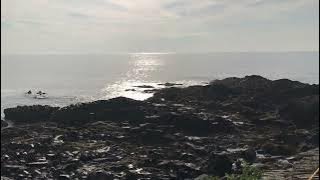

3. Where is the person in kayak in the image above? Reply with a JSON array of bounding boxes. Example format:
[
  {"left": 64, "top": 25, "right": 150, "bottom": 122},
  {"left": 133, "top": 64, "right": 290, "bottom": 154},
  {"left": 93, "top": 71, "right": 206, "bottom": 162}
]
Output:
[{"left": 36, "top": 91, "right": 46, "bottom": 95}]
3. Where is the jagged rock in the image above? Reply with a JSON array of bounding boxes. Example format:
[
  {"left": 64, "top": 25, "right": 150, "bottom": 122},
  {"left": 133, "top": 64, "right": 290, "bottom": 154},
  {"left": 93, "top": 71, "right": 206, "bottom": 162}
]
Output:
[
  {"left": 1, "top": 120, "right": 8, "bottom": 128},
  {"left": 1, "top": 76, "right": 318, "bottom": 179},
  {"left": 58, "top": 174, "right": 71, "bottom": 180},
  {"left": 132, "top": 129, "right": 174, "bottom": 145},
  {"left": 87, "top": 170, "right": 114, "bottom": 180},
  {"left": 4, "top": 105, "right": 59, "bottom": 123},
  {"left": 243, "top": 148, "right": 257, "bottom": 162},
  {"left": 308, "top": 131, "right": 319, "bottom": 145},
  {"left": 51, "top": 97, "right": 146, "bottom": 126},
  {"left": 125, "top": 89, "right": 136, "bottom": 91},
  {"left": 157, "top": 113, "right": 214, "bottom": 136},
  {"left": 157, "top": 160, "right": 202, "bottom": 178},
  {"left": 279, "top": 95, "right": 319, "bottom": 128},
  {"left": 158, "top": 82, "right": 183, "bottom": 87},
  {"left": 261, "top": 143, "right": 296, "bottom": 156},
  {"left": 134, "top": 85, "right": 154, "bottom": 89},
  {"left": 211, "top": 75, "right": 271, "bottom": 92},
  {"left": 143, "top": 89, "right": 160, "bottom": 93},
  {"left": 205, "top": 153, "right": 232, "bottom": 177},
  {"left": 124, "top": 171, "right": 139, "bottom": 180}
]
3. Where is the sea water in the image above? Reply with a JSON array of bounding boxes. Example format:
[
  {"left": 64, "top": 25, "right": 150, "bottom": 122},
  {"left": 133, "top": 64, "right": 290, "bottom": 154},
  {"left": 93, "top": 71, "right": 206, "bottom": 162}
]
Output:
[{"left": 1, "top": 52, "right": 319, "bottom": 117}]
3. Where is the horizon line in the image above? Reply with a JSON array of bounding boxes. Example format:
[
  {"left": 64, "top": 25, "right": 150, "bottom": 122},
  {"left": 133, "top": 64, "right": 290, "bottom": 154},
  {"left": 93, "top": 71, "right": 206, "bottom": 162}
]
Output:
[{"left": 1, "top": 50, "right": 319, "bottom": 55}]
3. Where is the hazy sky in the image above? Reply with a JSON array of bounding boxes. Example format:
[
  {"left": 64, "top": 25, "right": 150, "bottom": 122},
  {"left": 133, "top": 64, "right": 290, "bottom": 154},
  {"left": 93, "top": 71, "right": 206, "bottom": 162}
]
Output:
[{"left": 1, "top": 0, "right": 319, "bottom": 54}]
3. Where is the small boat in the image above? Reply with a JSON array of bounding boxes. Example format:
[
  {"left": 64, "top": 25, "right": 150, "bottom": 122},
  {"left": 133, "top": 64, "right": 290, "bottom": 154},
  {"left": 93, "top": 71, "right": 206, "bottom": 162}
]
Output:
[
  {"left": 25, "top": 90, "right": 48, "bottom": 99},
  {"left": 34, "top": 94, "right": 48, "bottom": 99}
]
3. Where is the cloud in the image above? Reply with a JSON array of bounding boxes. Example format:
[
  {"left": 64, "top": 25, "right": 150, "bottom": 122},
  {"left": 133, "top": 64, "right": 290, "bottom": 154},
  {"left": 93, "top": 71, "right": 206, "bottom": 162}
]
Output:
[{"left": 1, "top": 0, "right": 319, "bottom": 54}]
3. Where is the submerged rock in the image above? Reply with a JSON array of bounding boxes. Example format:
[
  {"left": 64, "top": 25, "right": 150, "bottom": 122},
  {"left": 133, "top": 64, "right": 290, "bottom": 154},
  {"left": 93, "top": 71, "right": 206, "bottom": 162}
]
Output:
[
  {"left": 158, "top": 82, "right": 183, "bottom": 87},
  {"left": 133, "top": 85, "right": 154, "bottom": 89}
]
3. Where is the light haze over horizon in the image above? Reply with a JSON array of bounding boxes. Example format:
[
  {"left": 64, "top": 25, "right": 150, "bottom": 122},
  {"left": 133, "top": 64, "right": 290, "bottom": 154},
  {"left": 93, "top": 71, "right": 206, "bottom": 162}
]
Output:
[{"left": 1, "top": 0, "right": 319, "bottom": 54}]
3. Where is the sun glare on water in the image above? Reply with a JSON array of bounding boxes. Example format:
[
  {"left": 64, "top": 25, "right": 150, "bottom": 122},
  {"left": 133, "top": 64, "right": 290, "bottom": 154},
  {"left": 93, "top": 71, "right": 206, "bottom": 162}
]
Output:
[{"left": 101, "top": 53, "right": 164, "bottom": 100}]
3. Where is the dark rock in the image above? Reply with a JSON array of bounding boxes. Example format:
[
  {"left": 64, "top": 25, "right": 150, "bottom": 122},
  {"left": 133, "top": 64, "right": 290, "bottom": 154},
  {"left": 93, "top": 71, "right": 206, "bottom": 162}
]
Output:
[
  {"left": 261, "top": 143, "right": 296, "bottom": 156},
  {"left": 1, "top": 120, "right": 8, "bottom": 128},
  {"left": 211, "top": 75, "right": 271, "bottom": 92},
  {"left": 133, "top": 129, "right": 173, "bottom": 145},
  {"left": 27, "top": 161, "right": 49, "bottom": 167},
  {"left": 143, "top": 89, "right": 160, "bottom": 93},
  {"left": 125, "top": 89, "right": 136, "bottom": 91},
  {"left": 134, "top": 85, "right": 154, "bottom": 89},
  {"left": 124, "top": 171, "right": 138, "bottom": 180},
  {"left": 58, "top": 174, "right": 71, "bottom": 180},
  {"left": 1, "top": 75, "right": 318, "bottom": 179},
  {"left": 279, "top": 95, "right": 319, "bottom": 128},
  {"left": 205, "top": 153, "right": 232, "bottom": 177},
  {"left": 308, "top": 131, "right": 319, "bottom": 145},
  {"left": 87, "top": 170, "right": 114, "bottom": 180},
  {"left": 243, "top": 148, "right": 257, "bottom": 162},
  {"left": 51, "top": 97, "right": 146, "bottom": 126},
  {"left": 160, "top": 113, "right": 213, "bottom": 136},
  {"left": 195, "top": 174, "right": 210, "bottom": 180},
  {"left": 157, "top": 160, "right": 201, "bottom": 178},
  {"left": 151, "top": 84, "right": 236, "bottom": 103},
  {"left": 158, "top": 82, "right": 183, "bottom": 87},
  {"left": 4, "top": 105, "right": 59, "bottom": 123}
]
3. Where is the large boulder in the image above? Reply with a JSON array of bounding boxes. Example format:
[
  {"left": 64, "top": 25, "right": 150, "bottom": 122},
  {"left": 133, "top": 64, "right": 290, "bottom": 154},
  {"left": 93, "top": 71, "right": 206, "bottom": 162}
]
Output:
[{"left": 4, "top": 105, "right": 59, "bottom": 123}]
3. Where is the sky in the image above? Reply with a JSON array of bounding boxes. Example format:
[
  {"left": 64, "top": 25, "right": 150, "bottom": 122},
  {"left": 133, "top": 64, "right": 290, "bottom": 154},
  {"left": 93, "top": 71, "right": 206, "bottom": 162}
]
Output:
[{"left": 1, "top": 0, "right": 319, "bottom": 54}]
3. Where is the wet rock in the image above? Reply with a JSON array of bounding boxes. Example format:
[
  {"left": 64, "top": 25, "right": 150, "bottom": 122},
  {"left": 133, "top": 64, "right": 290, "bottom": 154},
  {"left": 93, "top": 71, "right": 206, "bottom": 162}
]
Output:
[
  {"left": 4, "top": 105, "right": 59, "bottom": 123},
  {"left": 87, "top": 170, "right": 114, "bottom": 180},
  {"left": 61, "top": 131, "right": 80, "bottom": 141},
  {"left": 27, "top": 161, "right": 49, "bottom": 167},
  {"left": 159, "top": 113, "right": 213, "bottom": 136},
  {"left": 261, "top": 143, "right": 296, "bottom": 156},
  {"left": 157, "top": 160, "right": 201, "bottom": 178},
  {"left": 124, "top": 171, "right": 138, "bottom": 180},
  {"left": 133, "top": 129, "right": 173, "bottom": 145},
  {"left": 279, "top": 95, "right": 319, "bottom": 128},
  {"left": 58, "top": 174, "right": 71, "bottom": 180},
  {"left": 158, "top": 82, "right": 183, "bottom": 87},
  {"left": 1, "top": 177, "right": 14, "bottom": 180},
  {"left": 51, "top": 97, "right": 146, "bottom": 126},
  {"left": 242, "top": 148, "right": 257, "bottom": 162},
  {"left": 125, "top": 89, "right": 136, "bottom": 91},
  {"left": 205, "top": 153, "right": 232, "bottom": 177},
  {"left": 134, "top": 85, "right": 154, "bottom": 89},
  {"left": 1, "top": 76, "right": 318, "bottom": 179},
  {"left": 308, "top": 131, "right": 319, "bottom": 145},
  {"left": 1, "top": 120, "right": 8, "bottom": 128},
  {"left": 143, "top": 89, "right": 160, "bottom": 93},
  {"left": 151, "top": 84, "right": 236, "bottom": 103}
]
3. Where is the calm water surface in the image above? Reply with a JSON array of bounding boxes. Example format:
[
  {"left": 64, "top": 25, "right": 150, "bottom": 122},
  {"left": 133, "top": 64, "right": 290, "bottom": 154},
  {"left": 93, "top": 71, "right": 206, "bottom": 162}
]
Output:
[{"left": 1, "top": 52, "right": 319, "bottom": 117}]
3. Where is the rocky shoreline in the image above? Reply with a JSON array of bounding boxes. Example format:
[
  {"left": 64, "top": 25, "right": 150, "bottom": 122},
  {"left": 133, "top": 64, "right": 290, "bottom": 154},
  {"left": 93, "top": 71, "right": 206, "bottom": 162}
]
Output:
[{"left": 1, "top": 75, "right": 319, "bottom": 179}]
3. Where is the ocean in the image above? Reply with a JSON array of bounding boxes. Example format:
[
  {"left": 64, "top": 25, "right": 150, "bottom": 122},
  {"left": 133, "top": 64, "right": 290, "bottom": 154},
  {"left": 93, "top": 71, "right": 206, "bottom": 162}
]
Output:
[{"left": 1, "top": 52, "right": 319, "bottom": 117}]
